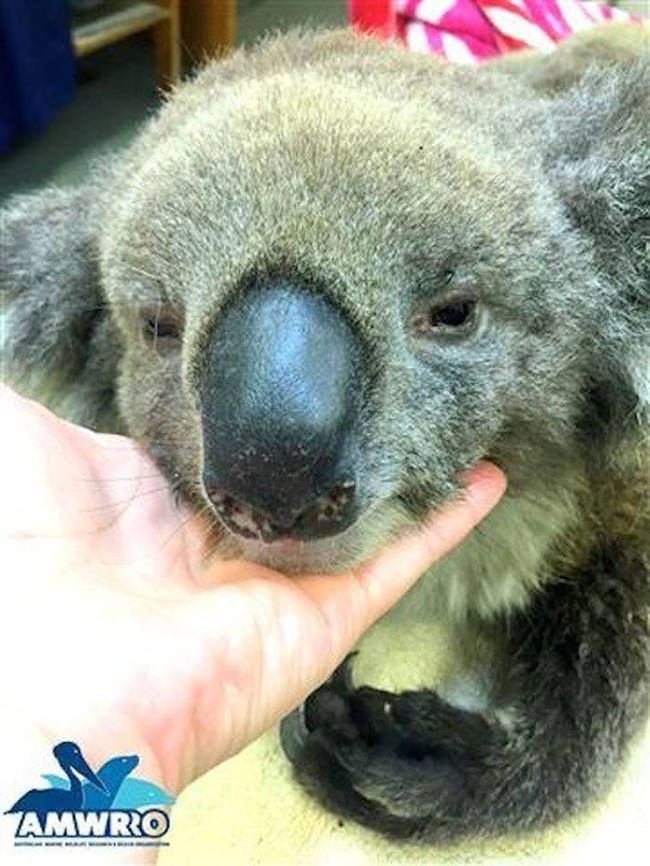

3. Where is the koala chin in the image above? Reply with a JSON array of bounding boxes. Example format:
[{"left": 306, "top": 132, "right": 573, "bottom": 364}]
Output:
[{"left": 2, "top": 21, "right": 649, "bottom": 845}]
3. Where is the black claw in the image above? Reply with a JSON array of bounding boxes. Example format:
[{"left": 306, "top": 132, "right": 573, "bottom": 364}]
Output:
[
  {"left": 329, "top": 651, "right": 358, "bottom": 692},
  {"left": 282, "top": 653, "right": 365, "bottom": 765},
  {"left": 279, "top": 704, "right": 309, "bottom": 762}
]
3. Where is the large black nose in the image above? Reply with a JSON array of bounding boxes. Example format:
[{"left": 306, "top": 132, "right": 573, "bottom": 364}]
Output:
[{"left": 200, "top": 283, "right": 363, "bottom": 542}]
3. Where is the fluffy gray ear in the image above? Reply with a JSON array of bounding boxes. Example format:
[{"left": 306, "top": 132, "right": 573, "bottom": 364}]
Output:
[
  {"left": 544, "top": 60, "right": 649, "bottom": 414},
  {"left": 0, "top": 186, "right": 120, "bottom": 429}
]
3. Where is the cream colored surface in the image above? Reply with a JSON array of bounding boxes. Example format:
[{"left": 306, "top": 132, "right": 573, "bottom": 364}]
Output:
[{"left": 159, "top": 715, "right": 650, "bottom": 866}]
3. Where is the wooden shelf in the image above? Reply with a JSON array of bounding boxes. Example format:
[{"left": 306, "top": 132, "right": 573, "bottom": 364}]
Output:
[
  {"left": 182, "top": 0, "right": 237, "bottom": 63},
  {"left": 71, "top": 0, "right": 180, "bottom": 87},
  {"left": 70, "top": 1, "right": 238, "bottom": 87},
  {"left": 72, "top": 1, "right": 169, "bottom": 57}
]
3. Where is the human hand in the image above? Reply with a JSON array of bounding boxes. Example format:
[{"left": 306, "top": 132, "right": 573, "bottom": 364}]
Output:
[{"left": 1, "top": 386, "right": 505, "bottom": 836}]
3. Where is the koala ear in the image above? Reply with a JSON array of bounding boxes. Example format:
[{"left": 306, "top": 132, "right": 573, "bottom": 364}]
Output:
[
  {"left": 544, "top": 61, "right": 649, "bottom": 413},
  {"left": 1, "top": 186, "right": 119, "bottom": 428}
]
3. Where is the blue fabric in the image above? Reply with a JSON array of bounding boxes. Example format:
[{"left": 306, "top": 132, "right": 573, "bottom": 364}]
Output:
[{"left": 0, "top": 1, "right": 76, "bottom": 154}]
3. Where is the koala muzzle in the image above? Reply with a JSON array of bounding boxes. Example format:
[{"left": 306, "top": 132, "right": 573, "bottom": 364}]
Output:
[{"left": 200, "top": 284, "right": 363, "bottom": 542}]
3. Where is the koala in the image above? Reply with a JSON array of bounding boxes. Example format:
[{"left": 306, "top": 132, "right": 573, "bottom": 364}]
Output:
[{"left": 2, "top": 22, "right": 649, "bottom": 846}]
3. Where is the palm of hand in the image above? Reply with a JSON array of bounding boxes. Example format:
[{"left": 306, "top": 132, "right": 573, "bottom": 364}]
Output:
[{"left": 1, "top": 388, "right": 504, "bottom": 796}]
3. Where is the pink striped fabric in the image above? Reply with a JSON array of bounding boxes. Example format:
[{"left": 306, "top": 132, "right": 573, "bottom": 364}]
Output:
[{"left": 349, "top": 0, "right": 640, "bottom": 63}]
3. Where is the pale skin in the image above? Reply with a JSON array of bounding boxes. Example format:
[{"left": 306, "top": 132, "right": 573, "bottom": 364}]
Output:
[{"left": 0, "top": 386, "right": 505, "bottom": 863}]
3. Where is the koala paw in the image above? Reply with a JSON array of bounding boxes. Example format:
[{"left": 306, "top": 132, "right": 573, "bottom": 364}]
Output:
[{"left": 280, "top": 655, "right": 501, "bottom": 839}]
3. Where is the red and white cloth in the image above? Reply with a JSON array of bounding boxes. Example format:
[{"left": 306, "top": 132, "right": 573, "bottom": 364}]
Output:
[{"left": 349, "top": 0, "right": 641, "bottom": 63}]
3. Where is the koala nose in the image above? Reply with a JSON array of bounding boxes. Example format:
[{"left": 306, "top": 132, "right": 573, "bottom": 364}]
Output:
[{"left": 200, "top": 283, "right": 363, "bottom": 542}]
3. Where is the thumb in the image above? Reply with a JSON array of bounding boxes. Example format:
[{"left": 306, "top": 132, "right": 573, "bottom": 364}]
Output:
[{"left": 296, "top": 460, "right": 507, "bottom": 660}]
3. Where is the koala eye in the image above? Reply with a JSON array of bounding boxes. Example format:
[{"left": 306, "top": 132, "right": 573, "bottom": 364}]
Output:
[
  {"left": 411, "top": 296, "right": 478, "bottom": 338},
  {"left": 144, "top": 317, "right": 179, "bottom": 339},
  {"left": 142, "top": 306, "right": 182, "bottom": 351},
  {"left": 429, "top": 300, "right": 475, "bottom": 329}
]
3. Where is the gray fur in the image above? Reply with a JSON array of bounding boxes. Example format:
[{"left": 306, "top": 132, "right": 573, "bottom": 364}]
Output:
[{"left": 2, "top": 23, "right": 649, "bottom": 843}]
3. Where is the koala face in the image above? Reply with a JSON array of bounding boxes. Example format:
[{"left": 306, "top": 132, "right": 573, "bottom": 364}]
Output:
[{"left": 98, "top": 63, "right": 601, "bottom": 573}]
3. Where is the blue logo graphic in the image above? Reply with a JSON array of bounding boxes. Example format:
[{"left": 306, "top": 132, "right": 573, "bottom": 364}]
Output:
[{"left": 4, "top": 741, "right": 175, "bottom": 844}]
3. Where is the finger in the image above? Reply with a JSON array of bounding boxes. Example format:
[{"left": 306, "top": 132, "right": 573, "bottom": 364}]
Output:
[
  {"left": 1, "top": 386, "right": 177, "bottom": 544},
  {"left": 356, "top": 461, "right": 506, "bottom": 616}
]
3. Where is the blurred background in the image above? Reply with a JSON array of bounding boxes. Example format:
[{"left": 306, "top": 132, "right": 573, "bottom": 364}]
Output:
[{"left": 0, "top": 1, "right": 347, "bottom": 199}]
